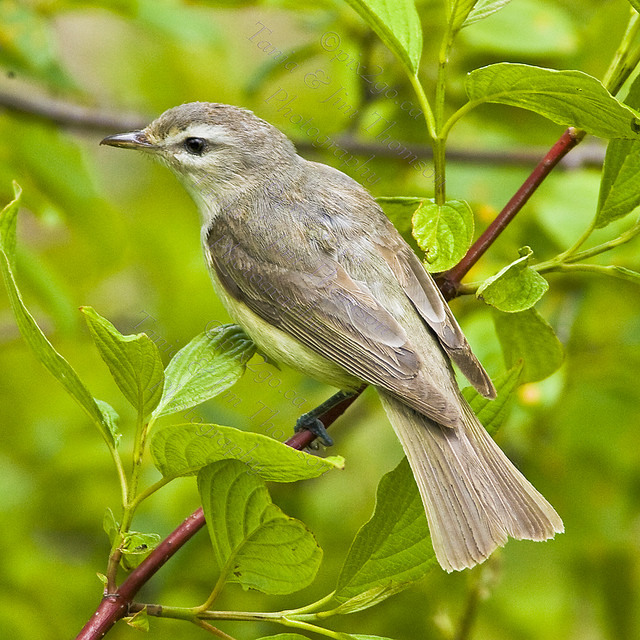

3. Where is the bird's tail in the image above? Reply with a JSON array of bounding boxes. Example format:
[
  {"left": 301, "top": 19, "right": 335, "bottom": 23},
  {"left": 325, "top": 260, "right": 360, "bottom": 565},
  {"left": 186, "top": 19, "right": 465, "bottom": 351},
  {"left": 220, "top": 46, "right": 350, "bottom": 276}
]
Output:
[{"left": 378, "top": 390, "right": 563, "bottom": 572}]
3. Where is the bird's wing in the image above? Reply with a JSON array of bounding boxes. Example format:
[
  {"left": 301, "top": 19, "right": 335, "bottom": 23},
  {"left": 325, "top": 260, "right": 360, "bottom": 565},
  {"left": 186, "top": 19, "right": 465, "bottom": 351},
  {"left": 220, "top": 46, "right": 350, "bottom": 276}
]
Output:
[
  {"left": 374, "top": 230, "right": 496, "bottom": 399},
  {"left": 206, "top": 222, "right": 461, "bottom": 423}
]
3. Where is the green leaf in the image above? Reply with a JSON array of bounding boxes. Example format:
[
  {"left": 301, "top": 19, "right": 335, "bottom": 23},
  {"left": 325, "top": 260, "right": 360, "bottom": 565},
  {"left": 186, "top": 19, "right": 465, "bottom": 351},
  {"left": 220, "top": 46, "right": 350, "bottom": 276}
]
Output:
[
  {"left": 81, "top": 307, "right": 164, "bottom": 419},
  {"left": 461, "top": 362, "right": 523, "bottom": 436},
  {"left": 596, "top": 137, "right": 640, "bottom": 227},
  {"left": 150, "top": 423, "right": 344, "bottom": 482},
  {"left": 0, "top": 184, "right": 115, "bottom": 446},
  {"left": 198, "top": 460, "right": 322, "bottom": 594},
  {"left": 412, "top": 199, "right": 474, "bottom": 272},
  {"left": 334, "top": 457, "right": 436, "bottom": 608},
  {"left": 120, "top": 531, "right": 162, "bottom": 570},
  {"left": 342, "top": 0, "right": 423, "bottom": 74},
  {"left": 610, "top": 266, "right": 640, "bottom": 283},
  {"left": 476, "top": 246, "right": 549, "bottom": 312},
  {"left": 103, "top": 508, "right": 119, "bottom": 546},
  {"left": 102, "top": 508, "right": 160, "bottom": 569},
  {"left": 153, "top": 325, "right": 255, "bottom": 418},
  {"left": 376, "top": 196, "right": 424, "bottom": 255},
  {"left": 493, "top": 308, "right": 564, "bottom": 383},
  {"left": 95, "top": 399, "right": 122, "bottom": 445},
  {"left": 123, "top": 607, "right": 149, "bottom": 632},
  {"left": 466, "top": 63, "right": 640, "bottom": 139},
  {"left": 448, "top": 0, "right": 479, "bottom": 31},
  {"left": 463, "top": 0, "right": 512, "bottom": 26},
  {"left": 596, "top": 74, "right": 640, "bottom": 228}
]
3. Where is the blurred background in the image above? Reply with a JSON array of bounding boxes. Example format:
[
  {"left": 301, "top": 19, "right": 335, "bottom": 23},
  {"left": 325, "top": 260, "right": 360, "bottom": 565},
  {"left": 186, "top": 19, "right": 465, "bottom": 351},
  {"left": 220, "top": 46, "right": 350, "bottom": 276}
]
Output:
[{"left": 1, "top": 0, "right": 639, "bottom": 638}]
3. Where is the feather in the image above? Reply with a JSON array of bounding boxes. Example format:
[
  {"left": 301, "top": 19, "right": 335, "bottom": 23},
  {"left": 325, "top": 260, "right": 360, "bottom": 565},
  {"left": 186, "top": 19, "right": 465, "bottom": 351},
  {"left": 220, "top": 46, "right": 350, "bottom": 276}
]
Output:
[{"left": 379, "top": 391, "right": 563, "bottom": 572}]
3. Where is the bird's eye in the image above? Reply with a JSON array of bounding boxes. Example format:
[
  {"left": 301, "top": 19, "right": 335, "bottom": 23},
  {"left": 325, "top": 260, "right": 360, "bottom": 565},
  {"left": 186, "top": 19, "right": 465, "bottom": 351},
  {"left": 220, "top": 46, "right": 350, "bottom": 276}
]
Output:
[{"left": 184, "top": 137, "right": 206, "bottom": 155}]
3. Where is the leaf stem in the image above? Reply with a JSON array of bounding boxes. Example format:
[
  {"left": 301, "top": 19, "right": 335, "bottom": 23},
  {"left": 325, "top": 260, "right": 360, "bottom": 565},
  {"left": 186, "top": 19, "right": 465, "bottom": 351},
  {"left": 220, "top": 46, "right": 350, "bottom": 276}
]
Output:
[
  {"left": 603, "top": 9, "right": 640, "bottom": 95},
  {"left": 107, "top": 441, "right": 129, "bottom": 508},
  {"left": 440, "top": 99, "right": 483, "bottom": 141},
  {"left": 535, "top": 220, "right": 640, "bottom": 271},
  {"left": 408, "top": 73, "right": 437, "bottom": 141},
  {"left": 535, "top": 263, "right": 640, "bottom": 283},
  {"left": 132, "top": 603, "right": 351, "bottom": 639},
  {"left": 127, "top": 475, "right": 175, "bottom": 513},
  {"left": 285, "top": 592, "right": 336, "bottom": 615}
]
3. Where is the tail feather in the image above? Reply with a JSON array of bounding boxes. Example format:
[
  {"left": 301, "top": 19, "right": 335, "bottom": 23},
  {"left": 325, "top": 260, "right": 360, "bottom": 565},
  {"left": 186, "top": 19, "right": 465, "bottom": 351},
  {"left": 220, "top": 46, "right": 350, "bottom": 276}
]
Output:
[{"left": 378, "top": 391, "right": 563, "bottom": 572}]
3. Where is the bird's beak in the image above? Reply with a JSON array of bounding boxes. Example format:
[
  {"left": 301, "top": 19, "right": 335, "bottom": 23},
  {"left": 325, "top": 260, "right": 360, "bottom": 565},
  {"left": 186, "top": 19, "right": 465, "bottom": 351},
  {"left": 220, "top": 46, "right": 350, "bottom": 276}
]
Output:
[{"left": 100, "top": 130, "right": 155, "bottom": 150}]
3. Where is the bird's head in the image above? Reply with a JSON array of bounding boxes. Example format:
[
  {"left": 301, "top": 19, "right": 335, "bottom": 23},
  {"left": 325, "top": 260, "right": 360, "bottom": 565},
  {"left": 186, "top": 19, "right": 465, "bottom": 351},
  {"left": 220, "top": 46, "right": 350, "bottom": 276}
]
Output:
[{"left": 101, "top": 102, "right": 299, "bottom": 215}]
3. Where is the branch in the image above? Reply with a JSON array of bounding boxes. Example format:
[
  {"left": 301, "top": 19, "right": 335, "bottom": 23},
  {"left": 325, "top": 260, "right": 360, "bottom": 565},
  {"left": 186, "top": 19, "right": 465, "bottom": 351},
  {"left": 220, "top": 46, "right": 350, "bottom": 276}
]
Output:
[
  {"left": 74, "top": 389, "right": 362, "bottom": 639},
  {"left": 0, "top": 90, "right": 603, "bottom": 169},
  {"left": 436, "top": 127, "right": 586, "bottom": 300}
]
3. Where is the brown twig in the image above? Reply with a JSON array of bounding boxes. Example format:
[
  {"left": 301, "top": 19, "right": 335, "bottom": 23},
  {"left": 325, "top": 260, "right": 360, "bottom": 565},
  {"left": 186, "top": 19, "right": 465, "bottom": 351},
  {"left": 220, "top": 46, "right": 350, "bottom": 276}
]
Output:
[
  {"left": 74, "top": 391, "right": 360, "bottom": 639},
  {"left": 436, "top": 127, "right": 586, "bottom": 300}
]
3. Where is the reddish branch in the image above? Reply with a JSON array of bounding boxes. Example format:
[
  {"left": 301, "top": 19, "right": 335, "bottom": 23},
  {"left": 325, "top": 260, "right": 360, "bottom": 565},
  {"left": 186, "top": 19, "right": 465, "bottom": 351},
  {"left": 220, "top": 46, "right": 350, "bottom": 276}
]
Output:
[
  {"left": 74, "top": 391, "right": 362, "bottom": 639},
  {"left": 76, "top": 127, "right": 585, "bottom": 638},
  {"left": 436, "top": 127, "right": 585, "bottom": 300}
]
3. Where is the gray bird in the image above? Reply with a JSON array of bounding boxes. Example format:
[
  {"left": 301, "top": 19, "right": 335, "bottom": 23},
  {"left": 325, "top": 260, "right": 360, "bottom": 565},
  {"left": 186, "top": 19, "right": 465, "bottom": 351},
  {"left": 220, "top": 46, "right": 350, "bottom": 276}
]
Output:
[{"left": 102, "top": 102, "right": 563, "bottom": 572}]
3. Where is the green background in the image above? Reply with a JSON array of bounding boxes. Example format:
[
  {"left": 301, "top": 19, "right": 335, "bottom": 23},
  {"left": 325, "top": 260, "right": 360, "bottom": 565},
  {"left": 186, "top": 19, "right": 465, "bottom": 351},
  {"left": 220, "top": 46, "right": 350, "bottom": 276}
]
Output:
[{"left": 0, "top": 0, "right": 639, "bottom": 638}]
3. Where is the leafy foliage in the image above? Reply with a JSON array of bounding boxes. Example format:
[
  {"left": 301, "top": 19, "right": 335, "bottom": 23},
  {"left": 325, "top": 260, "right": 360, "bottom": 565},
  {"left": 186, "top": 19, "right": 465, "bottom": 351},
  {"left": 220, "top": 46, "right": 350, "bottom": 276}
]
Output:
[
  {"left": 153, "top": 326, "right": 255, "bottom": 417},
  {"left": 151, "top": 422, "right": 344, "bottom": 481},
  {"left": 342, "top": 0, "right": 423, "bottom": 74},
  {"left": 82, "top": 306, "right": 164, "bottom": 419},
  {"left": 412, "top": 199, "right": 474, "bottom": 272},
  {"left": 198, "top": 460, "right": 323, "bottom": 594},
  {"left": 1, "top": 1, "right": 640, "bottom": 639},
  {"left": 0, "top": 185, "right": 118, "bottom": 447},
  {"left": 477, "top": 246, "right": 549, "bottom": 312},
  {"left": 466, "top": 63, "right": 640, "bottom": 139}
]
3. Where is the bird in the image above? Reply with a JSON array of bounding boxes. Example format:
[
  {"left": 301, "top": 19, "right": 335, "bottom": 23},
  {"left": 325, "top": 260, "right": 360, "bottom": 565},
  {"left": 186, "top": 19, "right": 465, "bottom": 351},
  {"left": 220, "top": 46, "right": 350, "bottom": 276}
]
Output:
[{"left": 101, "top": 102, "right": 563, "bottom": 572}]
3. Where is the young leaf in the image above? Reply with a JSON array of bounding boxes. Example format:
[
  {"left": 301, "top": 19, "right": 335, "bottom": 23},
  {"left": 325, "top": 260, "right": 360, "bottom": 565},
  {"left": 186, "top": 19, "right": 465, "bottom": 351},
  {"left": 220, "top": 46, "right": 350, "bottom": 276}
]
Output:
[
  {"left": 103, "top": 508, "right": 119, "bottom": 546},
  {"left": 463, "top": 0, "right": 513, "bottom": 26},
  {"left": 198, "top": 460, "right": 322, "bottom": 594},
  {"left": 461, "top": 362, "right": 523, "bottom": 436},
  {"left": 466, "top": 63, "right": 640, "bottom": 139},
  {"left": 334, "top": 457, "right": 436, "bottom": 608},
  {"left": 152, "top": 325, "right": 255, "bottom": 418},
  {"left": 150, "top": 423, "right": 344, "bottom": 482},
  {"left": 493, "top": 308, "right": 564, "bottom": 383},
  {"left": 95, "top": 399, "right": 122, "bottom": 445},
  {"left": 595, "top": 74, "right": 640, "bottom": 228},
  {"left": 342, "top": 0, "right": 423, "bottom": 74},
  {"left": 412, "top": 199, "right": 474, "bottom": 272},
  {"left": 476, "top": 246, "right": 549, "bottom": 312},
  {"left": 123, "top": 607, "right": 149, "bottom": 632},
  {"left": 0, "top": 184, "right": 115, "bottom": 446},
  {"left": 448, "top": 0, "right": 479, "bottom": 31},
  {"left": 81, "top": 306, "right": 164, "bottom": 419},
  {"left": 120, "top": 531, "right": 162, "bottom": 570}
]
